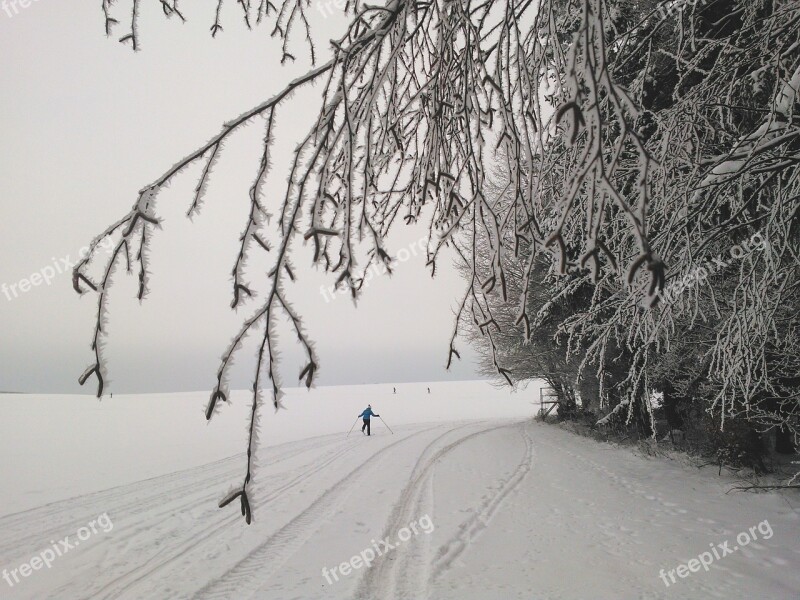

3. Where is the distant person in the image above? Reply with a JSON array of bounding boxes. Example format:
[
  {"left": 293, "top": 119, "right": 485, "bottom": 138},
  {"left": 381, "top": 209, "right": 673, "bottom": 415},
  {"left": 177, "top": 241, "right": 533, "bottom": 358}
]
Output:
[
  {"left": 358, "top": 404, "right": 379, "bottom": 436},
  {"left": 393, "top": 387, "right": 396, "bottom": 394},
  {"left": 427, "top": 387, "right": 430, "bottom": 394}
]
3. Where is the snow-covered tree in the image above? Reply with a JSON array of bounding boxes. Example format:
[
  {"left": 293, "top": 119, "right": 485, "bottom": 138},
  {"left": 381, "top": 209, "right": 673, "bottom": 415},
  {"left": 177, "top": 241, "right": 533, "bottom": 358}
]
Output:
[
  {"left": 467, "top": 0, "right": 799, "bottom": 470},
  {"left": 76, "top": 0, "right": 800, "bottom": 519}
]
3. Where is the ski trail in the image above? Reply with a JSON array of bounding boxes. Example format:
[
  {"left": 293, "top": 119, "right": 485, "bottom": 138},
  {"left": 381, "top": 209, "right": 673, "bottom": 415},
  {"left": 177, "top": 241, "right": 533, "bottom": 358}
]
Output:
[
  {"left": 79, "top": 435, "right": 366, "bottom": 600},
  {"left": 354, "top": 419, "right": 533, "bottom": 600},
  {"left": 428, "top": 421, "right": 535, "bottom": 585},
  {"left": 192, "top": 424, "right": 455, "bottom": 600},
  {"left": 0, "top": 432, "right": 348, "bottom": 557},
  {"left": 6, "top": 415, "right": 798, "bottom": 600},
  {"left": 0, "top": 454, "right": 241, "bottom": 556},
  {"left": 363, "top": 463, "right": 437, "bottom": 600},
  {"left": 25, "top": 432, "right": 368, "bottom": 600}
]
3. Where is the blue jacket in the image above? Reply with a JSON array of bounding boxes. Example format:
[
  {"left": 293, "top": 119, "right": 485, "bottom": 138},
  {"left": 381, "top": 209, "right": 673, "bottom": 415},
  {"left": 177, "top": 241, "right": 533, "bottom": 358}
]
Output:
[{"left": 359, "top": 407, "right": 379, "bottom": 419}]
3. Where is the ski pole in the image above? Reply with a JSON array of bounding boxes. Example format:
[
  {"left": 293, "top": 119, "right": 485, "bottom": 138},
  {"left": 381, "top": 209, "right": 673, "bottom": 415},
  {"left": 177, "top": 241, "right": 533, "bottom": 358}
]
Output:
[
  {"left": 347, "top": 417, "right": 360, "bottom": 437},
  {"left": 379, "top": 416, "right": 394, "bottom": 434}
]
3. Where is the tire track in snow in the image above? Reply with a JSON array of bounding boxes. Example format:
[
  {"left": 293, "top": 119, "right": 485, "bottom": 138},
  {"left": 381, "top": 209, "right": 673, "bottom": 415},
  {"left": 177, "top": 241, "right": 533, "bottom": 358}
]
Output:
[
  {"left": 191, "top": 424, "right": 456, "bottom": 600},
  {"left": 428, "top": 421, "right": 534, "bottom": 586},
  {"left": 0, "top": 433, "right": 349, "bottom": 558},
  {"left": 0, "top": 454, "right": 240, "bottom": 555},
  {"left": 71, "top": 434, "right": 367, "bottom": 600},
  {"left": 354, "top": 419, "right": 534, "bottom": 600},
  {"left": 1, "top": 433, "right": 336, "bottom": 527}
]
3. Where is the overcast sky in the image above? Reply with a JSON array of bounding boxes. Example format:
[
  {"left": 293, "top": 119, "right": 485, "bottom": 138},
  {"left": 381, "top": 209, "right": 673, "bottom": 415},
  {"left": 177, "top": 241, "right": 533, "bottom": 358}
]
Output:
[{"left": 0, "top": 2, "right": 483, "bottom": 393}]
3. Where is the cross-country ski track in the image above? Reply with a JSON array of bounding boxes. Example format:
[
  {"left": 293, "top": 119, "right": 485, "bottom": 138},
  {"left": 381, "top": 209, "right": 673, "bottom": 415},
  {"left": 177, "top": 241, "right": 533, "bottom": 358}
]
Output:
[{"left": 1, "top": 419, "right": 799, "bottom": 599}]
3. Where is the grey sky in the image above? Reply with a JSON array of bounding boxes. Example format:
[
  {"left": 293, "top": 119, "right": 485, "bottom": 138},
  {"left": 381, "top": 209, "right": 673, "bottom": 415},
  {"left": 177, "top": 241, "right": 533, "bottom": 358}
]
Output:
[{"left": 0, "top": 2, "right": 481, "bottom": 393}]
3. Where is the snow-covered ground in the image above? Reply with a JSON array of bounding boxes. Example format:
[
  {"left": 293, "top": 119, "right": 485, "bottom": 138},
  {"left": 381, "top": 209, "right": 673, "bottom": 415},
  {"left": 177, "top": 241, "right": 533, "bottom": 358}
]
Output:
[{"left": 1, "top": 381, "right": 798, "bottom": 599}]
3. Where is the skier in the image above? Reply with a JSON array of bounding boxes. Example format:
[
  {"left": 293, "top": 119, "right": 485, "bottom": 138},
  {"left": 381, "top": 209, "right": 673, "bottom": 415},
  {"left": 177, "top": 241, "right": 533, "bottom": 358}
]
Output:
[{"left": 358, "top": 404, "right": 380, "bottom": 436}]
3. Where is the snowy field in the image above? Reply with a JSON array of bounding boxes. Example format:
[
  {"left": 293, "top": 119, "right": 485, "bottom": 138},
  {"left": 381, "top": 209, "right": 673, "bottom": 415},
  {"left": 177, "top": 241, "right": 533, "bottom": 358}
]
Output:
[{"left": 1, "top": 381, "right": 799, "bottom": 599}]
